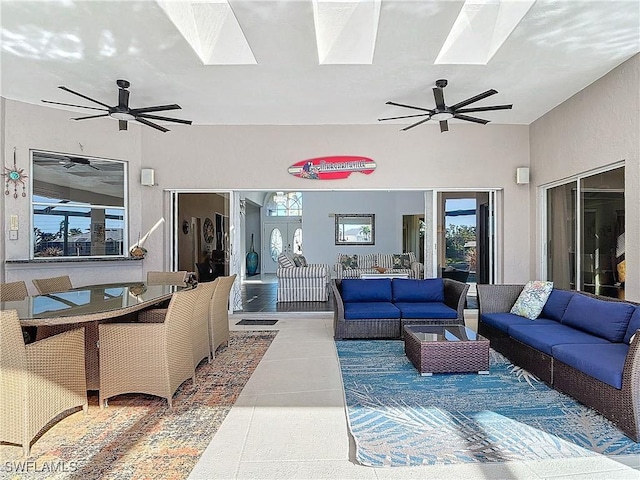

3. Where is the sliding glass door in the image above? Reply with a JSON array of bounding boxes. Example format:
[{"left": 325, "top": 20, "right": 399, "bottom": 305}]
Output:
[{"left": 544, "top": 165, "right": 625, "bottom": 298}]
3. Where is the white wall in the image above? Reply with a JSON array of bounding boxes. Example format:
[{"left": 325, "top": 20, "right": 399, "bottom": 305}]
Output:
[
  {"left": 302, "top": 191, "right": 424, "bottom": 267},
  {"left": 2, "top": 99, "right": 532, "bottom": 286},
  {"left": 530, "top": 54, "right": 639, "bottom": 300}
]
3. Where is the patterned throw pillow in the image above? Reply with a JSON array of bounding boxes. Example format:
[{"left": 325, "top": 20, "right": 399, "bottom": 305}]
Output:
[
  {"left": 392, "top": 254, "right": 412, "bottom": 269},
  {"left": 340, "top": 255, "right": 358, "bottom": 269},
  {"left": 293, "top": 254, "right": 308, "bottom": 267},
  {"left": 510, "top": 280, "right": 554, "bottom": 319}
]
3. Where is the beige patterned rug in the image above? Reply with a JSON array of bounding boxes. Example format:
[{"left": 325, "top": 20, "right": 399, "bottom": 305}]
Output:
[{"left": 0, "top": 331, "right": 277, "bottom": 479}]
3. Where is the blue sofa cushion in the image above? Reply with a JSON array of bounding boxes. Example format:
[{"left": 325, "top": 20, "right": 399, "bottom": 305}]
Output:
[
  {"left": 561, "top": 294, "right": 635, "bottom": 343},
  {"left": 480, "top": 313, "right": 558, "bottom": 334},
  {"left": 624, "top": 308, "right": 640, "bottom": 344},
  {"left": 341, "top": 278, "right": 392, "bottom": 302},
  {"left": 552, "top": 343, "right": 629, "bottom": 389},
  {"left": 392, "top": 278, "right": 444, "bottom": 303},
  {"left": 395, "top": 302, "right": 458, "bottom": 319},
  {"left": 540, "top": 289, "right": 574, "bottom": 321},
  {"left": 508, "top": 324, "right": 610, "bottom": 356},
  {"left": 344, "top": 301, "right": 401, "bottom": 320}
]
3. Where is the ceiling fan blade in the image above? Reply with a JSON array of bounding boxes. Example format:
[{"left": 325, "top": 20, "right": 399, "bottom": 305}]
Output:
[
  {"left": 439, "top": 120, "right": 449, "bottom": 133},
  {"left": 401, "top": 117, "right": 432, "bottom": 131},
  {"left": 118, "top": 88, "right": 129, "bottom": 108},
  {"left": 432, "top": 87, "right": 445, "bottom": 109},
  {"left": 41, "top": 100, "right": 107, "bottom": 112},
  {"left": 119, "top": 120, "right": 128, "bottom": 131},
  {"left": 455, "top": 104, "right": 513, "bottom": 113},
  {"left": 135, "top": 116, "right": 169, "bottom": 133},
  {"left": 453, "top": 113, "right": 490, "bottom": 124},
  {"left": 58, "top": 86, "right": 112, "bottom": 108},
  {"left": 137, "top": 113, "right": 192, "bottom": 125},
  {"left": 385, "top": 101, "right": 433, "bottom": 113},
  {"left": 449, "top": 89, "right": 497, "bottom": 110},
  {"left": 131, "top": 104, "right": 182, "bottom": 114},
  {"left": 71, "top": 113, "right": 109, "bottom": 121},
  {"left": 378, "top": 113, "right": 429, "bottom": 122}
]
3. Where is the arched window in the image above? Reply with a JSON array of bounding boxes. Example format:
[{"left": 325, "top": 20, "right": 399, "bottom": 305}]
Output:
[{"left": 266, "top": 192, "right": 302, "bottom": 216}]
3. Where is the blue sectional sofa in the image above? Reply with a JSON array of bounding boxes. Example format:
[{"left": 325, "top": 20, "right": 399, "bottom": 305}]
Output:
[
  {"left": 477, "top": 284, "right": 640, "bottom": 441},
  {"left": 332, "top": 277, "right": 469, "bottom": 340}
]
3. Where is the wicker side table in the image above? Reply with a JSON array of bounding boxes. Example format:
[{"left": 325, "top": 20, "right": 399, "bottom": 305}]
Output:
[{"left": 404, "top": 325, "right": 490, "bottom": 376}]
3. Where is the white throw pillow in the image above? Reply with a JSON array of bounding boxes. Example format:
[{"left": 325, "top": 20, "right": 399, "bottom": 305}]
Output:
[{"left": 510, "top": 280, "right": 554, "bottom": 319}]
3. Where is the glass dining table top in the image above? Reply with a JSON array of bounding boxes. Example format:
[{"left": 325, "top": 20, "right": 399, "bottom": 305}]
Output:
[{"left": 1, "top": 282, "right": 185, "bottom": 322}]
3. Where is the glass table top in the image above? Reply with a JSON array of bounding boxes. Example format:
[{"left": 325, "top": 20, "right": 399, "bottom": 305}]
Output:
[
  {"left": 1, "top": 282, "right": 184, "bottom": 320},
  {"left": 404, "top": 325, "right": 484, "bottom": 343}
]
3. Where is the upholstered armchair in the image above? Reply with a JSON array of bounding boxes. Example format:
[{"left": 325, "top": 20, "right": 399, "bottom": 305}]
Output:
[
  {"left": 276, "top": 253, "right": 330, "bottom": 302},
  {"left": 0, "top": 310, "right": 87, "bottom": 456}
]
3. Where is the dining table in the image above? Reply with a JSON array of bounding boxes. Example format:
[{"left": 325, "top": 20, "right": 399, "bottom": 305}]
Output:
[{"left": 2, "top": 282, "right": 189, "bottom": 390}]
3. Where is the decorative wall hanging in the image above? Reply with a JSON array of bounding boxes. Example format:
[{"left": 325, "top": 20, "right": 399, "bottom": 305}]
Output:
[
  {"left": 203, "top": 217, "right": 214, "bottom": 244},
  {"left": 288, "top": 156, "right": 376, "bottom": 180},
  {"left": 3, "top": 148, "right": 28, "bottom": 198}
]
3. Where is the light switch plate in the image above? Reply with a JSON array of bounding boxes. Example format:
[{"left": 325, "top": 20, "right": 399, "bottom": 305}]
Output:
[
  {"left": 10, "top": 215, "right": 18, "bottom": 230},
  {"left": 9, "top": 230, "right": 18, "bottom": 240}
]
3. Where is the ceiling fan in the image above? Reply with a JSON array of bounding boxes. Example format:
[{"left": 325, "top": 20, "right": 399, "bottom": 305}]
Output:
[
  {"left": 378, "top": 79, "right": 512, "bottom": 133},
  {"left": 42, "top": 79, "right": 192, "bottom": 133},
  {"left": 36, "top": 153, "right": 100, "bottom": 170}
]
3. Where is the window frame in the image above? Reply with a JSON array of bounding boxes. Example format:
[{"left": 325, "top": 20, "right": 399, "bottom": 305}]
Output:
[{"left": 30, "top": 150, "right": 129, "bottom": 260}]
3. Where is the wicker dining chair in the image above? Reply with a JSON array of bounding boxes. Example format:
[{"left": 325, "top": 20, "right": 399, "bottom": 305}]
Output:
[
  {"left": 192, "top": 281, "right": 218, "bottom": 368},
  {"left": 0, "top": 310, "right": 87, "bottom": 456},
  {"left": 208, "top": 274, "right": 236, "bottom": 357},
  {"left": 98, "top": 288, "right": 198, "bottom": 408},
  {"left": 146, "top": 271, "right": 188, "bottom": 286},
  {"left": 0, "top": 280, "right": 29, "bottom": 301},
  {"left": 32, "top": 275, "right": 73, "bottom": 294}
]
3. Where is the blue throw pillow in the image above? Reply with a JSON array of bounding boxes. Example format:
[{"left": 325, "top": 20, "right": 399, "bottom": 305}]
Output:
[
  {"left": 341, "top": 279, "right": 392, "bottom": 302},
  {"left": 392, "top": 278, "right": 444, "bottom": 303},
  {"left": 540, "top": 289, "right": 574, "bottom": 321},
  {"left": 562, "top": 294, "right": 635, "bottom": 343},
  {"left": 624, "top": 307, "right": 640, "bottom": 344}
]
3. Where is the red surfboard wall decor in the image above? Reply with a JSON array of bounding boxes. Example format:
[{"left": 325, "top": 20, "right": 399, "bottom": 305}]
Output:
[{"left": 288, "top": 156, "right": 376, "bottom": 180}]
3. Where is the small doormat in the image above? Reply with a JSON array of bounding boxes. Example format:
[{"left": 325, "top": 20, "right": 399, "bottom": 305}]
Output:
[{"left": 236, "top": 319, "right": 279, "bottom": 326}]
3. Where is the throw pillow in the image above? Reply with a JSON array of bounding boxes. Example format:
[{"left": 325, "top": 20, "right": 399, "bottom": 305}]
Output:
[
  {"left": 392, "top": 254, "right": 412, "bottom": 269},
  {"left": 373, "top": 266, "right": 386, "bottom": 273},
  {"left": 510, "top": 280, "right": 554, "bottom": 320},
  {"left": 292, "top": 256, "right": 303, "bottom": 267},
  {"left": 340, "top": 255, "right": 358, "bottom": 269},
  {"left": 277, "top": 253, "right": 296, "bottom": 268}
]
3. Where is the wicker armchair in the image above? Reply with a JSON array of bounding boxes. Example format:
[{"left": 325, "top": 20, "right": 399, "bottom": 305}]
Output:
[
  {"left": 192, "top": 281, "right": 217, "bottom": 367},
  {"left": 0, "top": 310, "right": 87, "bottom": 456},
  {"left": 32, "top": 275, "right": 73, "bottom": 294},
  {"left": 208, "top": 274, "right": 236, "bottom": 357},
  {"left": 98, "top": 288, "right": 198, "bottom": 408},
  {"left": 0, "top": 280, "right": 28, "bottom": 301},
  {"left": 146, "top": 271, "right": 188, "bottom": 286}
]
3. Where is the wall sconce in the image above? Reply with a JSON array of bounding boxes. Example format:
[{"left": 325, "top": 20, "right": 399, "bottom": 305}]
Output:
[
  {"left": 141, "top": 168, "right": 155, "bottom": 186},
  {"left": 516, "top": 167, "right": 529, "bottom": 185}
]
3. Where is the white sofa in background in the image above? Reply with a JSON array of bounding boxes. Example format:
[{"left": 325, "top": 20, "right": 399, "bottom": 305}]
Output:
[{"left": 334, "top": 252, "right": 424, "bottom": 280}]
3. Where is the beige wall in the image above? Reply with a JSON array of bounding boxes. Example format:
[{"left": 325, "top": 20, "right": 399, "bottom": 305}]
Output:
[
  {"left": 2, "top": 96, "right": 531, "bottom": 286},
  {"left": 530, "top": 54, "right": 639, "bottom": 300}
]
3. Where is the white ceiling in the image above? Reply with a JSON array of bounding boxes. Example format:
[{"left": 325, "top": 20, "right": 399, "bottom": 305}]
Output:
[{"left": 1, "top": 0, "right": 638, "bottom": 130}]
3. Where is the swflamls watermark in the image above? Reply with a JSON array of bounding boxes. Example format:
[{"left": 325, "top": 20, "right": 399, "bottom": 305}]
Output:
[{"left": 3, "top": 461, "right": 79, "bottom": 473}]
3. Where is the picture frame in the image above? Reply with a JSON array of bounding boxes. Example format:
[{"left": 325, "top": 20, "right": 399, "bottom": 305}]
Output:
[{"left": 335, "top": 214, "right": 375, "bottom": 246}]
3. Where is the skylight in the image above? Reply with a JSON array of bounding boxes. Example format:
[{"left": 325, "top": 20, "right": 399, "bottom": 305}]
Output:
[
  {"left": 312, "top": 0, "right": 381, "bottom": 65},
  {"left": 435, "top": 0, "right": 535, "bottom": 65},
  {"left": 156, "top": 0, "right": 256, "bottom": 65}
]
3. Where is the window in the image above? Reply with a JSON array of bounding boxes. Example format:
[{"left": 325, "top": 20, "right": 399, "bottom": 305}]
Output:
[
  {"left": 31, "top": 151, "right": 127, "bottom": 258},
  {"left": 544, "top": 165, "right": 624, "bottom": 298},
  {"left": 266, "top": 192, "right": 302, "bottom": 216}
]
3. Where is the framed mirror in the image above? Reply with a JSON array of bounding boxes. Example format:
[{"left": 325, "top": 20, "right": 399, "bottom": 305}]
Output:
[{"left": 335, "top": 214, "right": 375, "bottom": 245}]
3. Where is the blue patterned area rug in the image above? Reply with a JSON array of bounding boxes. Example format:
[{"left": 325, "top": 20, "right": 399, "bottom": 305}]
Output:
[{"left": 336, "top": 340, "right": 640, "bottom": 467}]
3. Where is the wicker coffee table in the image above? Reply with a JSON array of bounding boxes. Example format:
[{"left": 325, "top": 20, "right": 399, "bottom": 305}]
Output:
[{"left": 404, "top": 325, "right": 490, "bottom": 376}]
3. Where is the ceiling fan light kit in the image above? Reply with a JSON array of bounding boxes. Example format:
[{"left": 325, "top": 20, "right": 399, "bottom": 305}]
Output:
[
  {"left": 379, "top": 78, "right": 513, "bottom": 133},
  {"left": 42, "top": 79, "right": 192, "bottom": 133}
]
